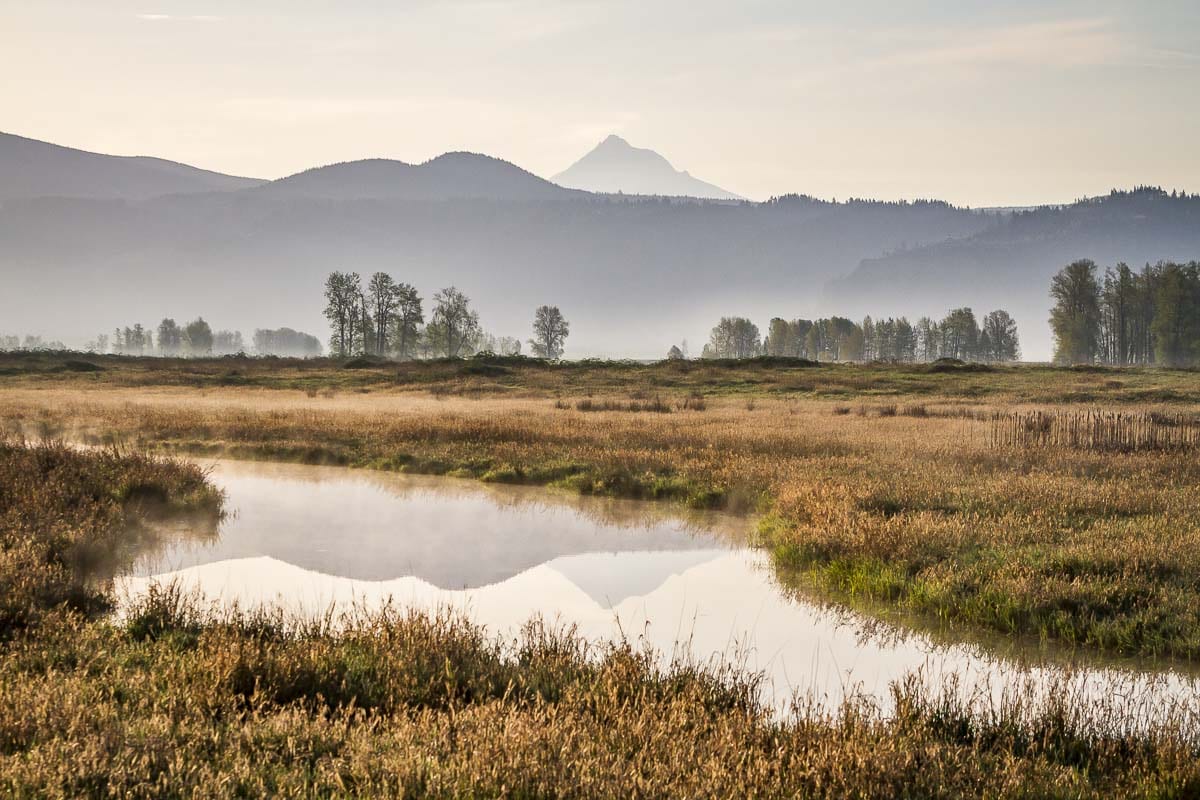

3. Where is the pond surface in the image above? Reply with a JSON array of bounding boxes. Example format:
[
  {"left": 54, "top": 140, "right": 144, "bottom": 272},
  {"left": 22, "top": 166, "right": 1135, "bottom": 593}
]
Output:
[{"left": 121, "top": 460, "right": 1200, "bottom": 719}]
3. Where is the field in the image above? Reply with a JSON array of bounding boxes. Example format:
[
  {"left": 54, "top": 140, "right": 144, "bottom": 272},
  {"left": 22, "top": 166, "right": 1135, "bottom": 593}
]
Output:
[
  {"left": 3, "top": 352, "right": 1200, "bottom": 795},
  {"left": 5, "top": 352, "right": 1200, "bottom": 657}
]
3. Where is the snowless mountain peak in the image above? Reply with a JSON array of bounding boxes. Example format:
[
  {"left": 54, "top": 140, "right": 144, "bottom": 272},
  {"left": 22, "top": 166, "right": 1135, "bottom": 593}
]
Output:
[{"left": 552, "top": 135, "right": 743, "bottom": 200}]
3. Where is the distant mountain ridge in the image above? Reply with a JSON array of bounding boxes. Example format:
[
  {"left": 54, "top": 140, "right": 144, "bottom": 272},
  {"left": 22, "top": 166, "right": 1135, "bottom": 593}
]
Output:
[
  {"left": 552, "top": 135, "right": 743, "bottom": 200},
  {"left": 0, "top": 133, "right": 579, "bottom": 206},
  {"left": 256, "top": 152, "right": 583, "bottom": 202},
  {"left": 0, "top": 131, "right": 264, "bottom": 203}
]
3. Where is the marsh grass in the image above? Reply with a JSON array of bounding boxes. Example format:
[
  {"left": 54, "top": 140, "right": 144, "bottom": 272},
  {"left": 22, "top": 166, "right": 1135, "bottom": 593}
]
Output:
[
  {"left": 6, "top": 350, "right": 1200, "bottom": 405},
  {"left": 4, "top": 428, "right": 1200, "bottom": 794},
  {"left": 5, "top": 359, "right": 1200, "bottom": 659},
  {"left": 4, "top": 586, "right": 1200, "bottom": 797},
  {"left": 0, "top": 439, "right": 222, "bottom": 636},
  {"left": 678, "top": 391, "right": 708, "bottom": 411},
  {"left": 573, "top": 395, "right": 672, "bottom": 413}
]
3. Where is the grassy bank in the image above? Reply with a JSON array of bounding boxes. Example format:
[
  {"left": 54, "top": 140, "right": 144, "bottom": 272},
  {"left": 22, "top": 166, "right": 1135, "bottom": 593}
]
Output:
[
  {"left": 0, "top": 438, "right": 222, "bottom": 636},
  {"left": 4, "top": 355, "right": 1200, "bottom": 661}
]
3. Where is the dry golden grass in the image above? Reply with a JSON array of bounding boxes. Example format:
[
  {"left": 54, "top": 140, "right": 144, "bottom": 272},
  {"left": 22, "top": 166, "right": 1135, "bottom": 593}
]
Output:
[
  {"left": 5, "top": 379, "right": 1200, "bottom": 658},
  {"left": 3, "top": 356, "right": 1200, "bottom": 659},
  {"left": 0, "top": 438, "right": 221, "bottom": 636},
  {"left": 5, "top": 375, "right": 1200, "bottom": 795},
  {"left": 1, "top": 579, "right": 1197, "bottom": 798}
]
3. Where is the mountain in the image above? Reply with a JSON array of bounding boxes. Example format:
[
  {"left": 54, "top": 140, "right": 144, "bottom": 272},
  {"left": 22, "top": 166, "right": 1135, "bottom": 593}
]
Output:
[
  {"left": 13, "top": 134, "right": 1197, "bottom": 362},
  {"left": 552, "top": 135, "right": 743, "bottom": 200},
  {"left": 826, "top": 188, "right": 1200, "bottom": 359},
  {"left": 256, "top": 152, "right": 582, "bottom": 202},
  {"left": 0, "top": 131, "right": 264, "bottom": 203}
]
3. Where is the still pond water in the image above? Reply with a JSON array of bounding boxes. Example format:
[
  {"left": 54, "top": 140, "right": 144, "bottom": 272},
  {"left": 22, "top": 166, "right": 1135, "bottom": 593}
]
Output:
[{"left": 121, "top": 459, "right": 1198, "bottom": 718}]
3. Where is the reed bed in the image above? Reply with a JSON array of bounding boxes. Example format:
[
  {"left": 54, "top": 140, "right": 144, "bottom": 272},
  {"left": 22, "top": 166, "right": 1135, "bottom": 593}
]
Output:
[{"left": 991, "top": 410, "right": 1200, "bottom": 452}]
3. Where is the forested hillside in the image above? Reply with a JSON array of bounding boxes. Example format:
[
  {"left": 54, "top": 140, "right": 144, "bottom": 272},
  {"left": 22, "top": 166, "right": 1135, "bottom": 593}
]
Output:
[{"left": 828, "top": 189, "right": 1200, "bottom": 359}]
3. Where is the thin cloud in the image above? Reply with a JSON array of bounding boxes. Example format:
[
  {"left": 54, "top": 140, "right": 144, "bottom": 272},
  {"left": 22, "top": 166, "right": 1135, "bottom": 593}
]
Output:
[
  {"left": 222, "top": 97, "right": 406, "bottom": 122},
  {"left": 135, "top": 13, "right": 224, "bottom": 22},
  {"left": 868, "top": 18, "right": 1133, "bottom": 70},
  {"left": 1139, "top": 47, "right": 1200, "bottom": 69}
]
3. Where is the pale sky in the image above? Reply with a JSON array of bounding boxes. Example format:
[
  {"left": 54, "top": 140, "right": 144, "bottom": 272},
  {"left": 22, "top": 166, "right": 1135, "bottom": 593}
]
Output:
[{"left": 4, "top": 0, "right": 1199, "bottom": 206}]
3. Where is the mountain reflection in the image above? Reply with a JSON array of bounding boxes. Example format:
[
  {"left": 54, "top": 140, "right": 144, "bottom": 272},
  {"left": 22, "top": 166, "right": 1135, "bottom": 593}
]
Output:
[{"left": 132, "top": 459, "right": 743, "bottom": 595}]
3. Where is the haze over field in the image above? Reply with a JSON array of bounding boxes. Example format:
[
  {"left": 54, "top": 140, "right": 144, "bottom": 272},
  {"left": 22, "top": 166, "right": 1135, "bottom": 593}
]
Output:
[
  {"left": 3, "top": 131, "right": 1198, "bottom": 359},
  {"left": 1, "top": 2, "right": 1198, "bottom": 360}
]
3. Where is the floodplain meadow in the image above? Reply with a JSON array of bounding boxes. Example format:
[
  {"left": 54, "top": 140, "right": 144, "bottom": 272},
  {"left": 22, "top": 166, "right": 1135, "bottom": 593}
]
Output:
[{"left": 3, "top": 354, "right": 1200, "bottom": 795}]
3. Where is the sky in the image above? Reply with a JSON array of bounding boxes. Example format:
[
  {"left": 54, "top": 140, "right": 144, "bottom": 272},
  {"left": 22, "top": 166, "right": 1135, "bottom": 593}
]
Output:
[{"left": 3, "top": 0, "right": 1200, "bottom": 206}]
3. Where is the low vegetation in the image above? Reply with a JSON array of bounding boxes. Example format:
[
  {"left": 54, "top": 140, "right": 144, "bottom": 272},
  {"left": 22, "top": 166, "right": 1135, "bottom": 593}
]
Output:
[
  {"left": 5, "top": 355, "right": 1200, "bottom": 660},
  {"left": 4, "top": 604, "right": 1200, "bottom": 796},
  {"left": 4, "top": 348, "right": 1200, "bottom": 402},
  {"left": 5, "top": 365, "right": 1200, "bottom": 793},
  {"left": 0, "top": 439, "right": 221, "bottom": 636},
  {"left": 0, "top": 442, "right": 1196, "bottom": 795}
]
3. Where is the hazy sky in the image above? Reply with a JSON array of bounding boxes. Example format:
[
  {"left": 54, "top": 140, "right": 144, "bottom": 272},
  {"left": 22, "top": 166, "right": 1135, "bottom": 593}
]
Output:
[{"left": 4, "top": 1, "right": 1199, "bottom": 205}]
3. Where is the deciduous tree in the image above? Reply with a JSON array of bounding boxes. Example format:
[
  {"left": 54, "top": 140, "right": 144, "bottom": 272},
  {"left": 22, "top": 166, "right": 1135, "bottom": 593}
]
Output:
[
  {"left": 324, "top": 272, "right": 363, "bottom": 358},
  {"left": 530, "top": 305, "right": 570, "bottom": 359},
  {"left": 428, "top": 287, "right": 481, "bottom": 358},
  {"left": 1049, "top": 260, "right": 1101, "bottom": 364}
]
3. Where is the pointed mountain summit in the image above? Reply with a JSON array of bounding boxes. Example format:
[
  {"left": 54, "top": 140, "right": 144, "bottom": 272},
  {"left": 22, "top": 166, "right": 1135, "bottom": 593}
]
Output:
[{"left": 552, "top": 135, "right": 743, "bottom": 200}]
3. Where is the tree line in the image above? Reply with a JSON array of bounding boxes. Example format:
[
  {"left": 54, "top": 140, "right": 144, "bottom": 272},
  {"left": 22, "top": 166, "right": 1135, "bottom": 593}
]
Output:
[
  {"left": 1049, "top": 259, "right": 1200, "bottom": 366},
  {"left": 63, "top": 320, "right": 324, "bottom": 358},
  {"left": 697, "top": 307, "right": 1019, "bottom": 363},
  {"left": 0, "top": 335, "right": 66, "bottom": 352},
  {"left": 108, "top": 318, "right": 243, "bottom": 357},
  {"left": 323, "top": 272, "right": 569, "bottom": 360}
]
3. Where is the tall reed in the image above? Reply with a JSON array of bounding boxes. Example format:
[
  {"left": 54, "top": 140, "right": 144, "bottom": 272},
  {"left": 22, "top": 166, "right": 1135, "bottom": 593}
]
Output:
[{"left": 990, "top": 410, "right": 1200, "bottom": 452}]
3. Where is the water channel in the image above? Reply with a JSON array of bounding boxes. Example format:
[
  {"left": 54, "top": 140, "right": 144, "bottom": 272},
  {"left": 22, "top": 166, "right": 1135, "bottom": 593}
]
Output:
[{"left": 120, "top": 459, "right": 1199, "bottom": 721}]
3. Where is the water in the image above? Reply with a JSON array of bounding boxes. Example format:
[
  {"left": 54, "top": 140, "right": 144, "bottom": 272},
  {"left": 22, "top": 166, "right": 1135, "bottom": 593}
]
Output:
[{"left": 120, "top": 459, "right": 1200, "bottom": 720}]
